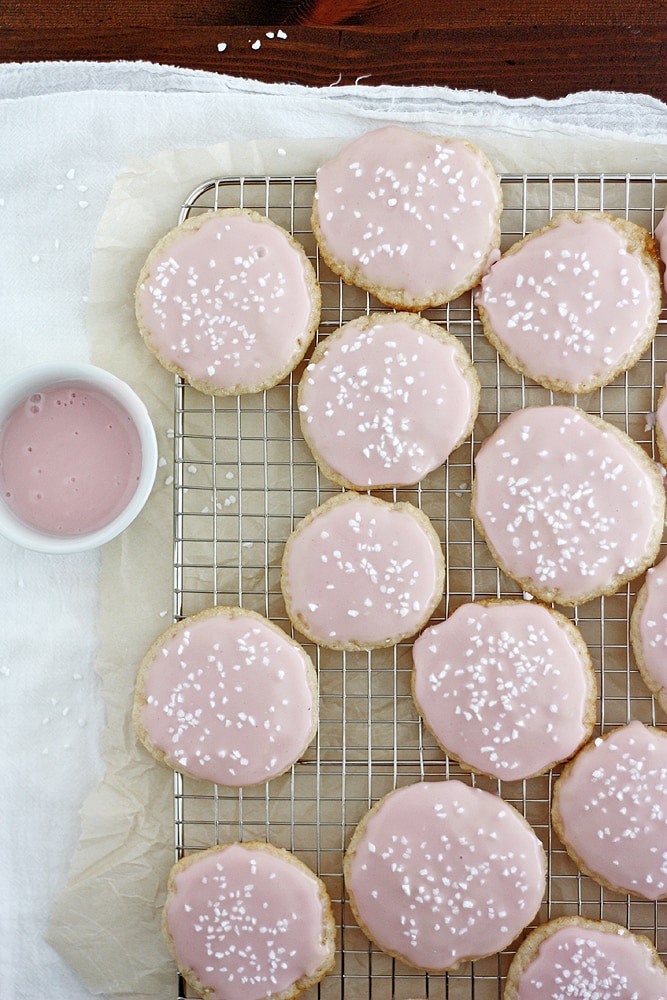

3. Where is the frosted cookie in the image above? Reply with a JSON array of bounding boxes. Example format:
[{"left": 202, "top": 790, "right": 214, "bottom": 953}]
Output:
[
  {"left": 477, "top": 212, "right": 661, "bottom": 394},
  {"left": 135, "top": 208, "right": 321, "bottom": 396},
  {"left": 552, "top": 721, "right": 667, "bottom": 900},
  {"left": 655, "top": 373, "right": 667, "bottom": 467},
  {"left": 343, "top": 779, "right": 546, "bottom": 972},
  {"left": 631, "top": 553, "right": 667, "bottom": 714},
  {"left": 472, "top": 406, "right": 665, "bottom": 606},
  {"left": 298, "top": 312, "right": 480, "bottom": 490},
  {"left": 504, "top": 916, "right": 667, "bottom": 1000},
  {"left": 412, "top": 600, "right": 596, "bottom": 781},
  {"left": 133, "top": 607, "right": 317, "bottom": 787},
  {"left": 312, "top": 125, "right": 502, "bottom": 311},
  {"left": 163, "top": 842, "right": 336, "bottom": 1000},
  {"left": 281, "top": 491, "right": 444, "bottom": 651},
  {"left": 656, "top": 206, "right": 667, "bottom": 294}
]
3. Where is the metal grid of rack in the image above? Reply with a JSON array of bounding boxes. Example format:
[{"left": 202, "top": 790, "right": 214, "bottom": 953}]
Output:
[{"left": 170, "top": 172, "right": 667, "bottom": 999}]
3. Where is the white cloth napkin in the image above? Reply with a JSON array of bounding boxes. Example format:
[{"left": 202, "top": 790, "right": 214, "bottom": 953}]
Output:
[{"left": 1, "top": 60, "right": 666, "bottom": 1000}]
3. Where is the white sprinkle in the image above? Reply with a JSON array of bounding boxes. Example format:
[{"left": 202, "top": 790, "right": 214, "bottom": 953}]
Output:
[{"left": 217, "top": 42, "right": 227, "bottom": 51}]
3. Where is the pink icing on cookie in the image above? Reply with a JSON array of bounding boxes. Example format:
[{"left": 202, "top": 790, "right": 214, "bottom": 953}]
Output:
[
  {"left": 281, "top": 492, "right": 443, "bottom": 649},
  {"left": 633, "top": 553, "right": 667, "bottom": 704},
  {"left": 136, "top": 211, "right": 318, "bottom": 393},
  {"left": 136, "top": 610, "right": 316, "bottom": 786},
  {"left": 656, "top": 372, "right": 667, "bottom": 446},
  {"left": 473, "top": 406, "right": 664, "bottom": 604},
  {"left": 553, "top": 721, "right": 667, "bottom": 900},
  {"left": 298, "top": 313, "right": 478, "bottom": 489},
  {"left": 512, "top": 921, "right": 667, "bottom": 1000},
  {"left": 313, "top": 126, "right": 502, "bottom": 307},
  {"left": 477, "top": 213, "right": 658, "bottom": 391},
  {"left": 412, "top": 601, "right": 594, "bottom": 780},
  {"left": 344, "top": 780, "right": 546, "bottom": 971},
  {"left": 656, "top": 208, "right": 667, "bottom": 294},
  {"left": 164, "top": 843, "right": 333, "bottom": 1000}
]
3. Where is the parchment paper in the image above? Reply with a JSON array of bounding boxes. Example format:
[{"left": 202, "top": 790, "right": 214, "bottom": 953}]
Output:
[{"left": 46, "top": 132, "right": 667, "bottom": 998}]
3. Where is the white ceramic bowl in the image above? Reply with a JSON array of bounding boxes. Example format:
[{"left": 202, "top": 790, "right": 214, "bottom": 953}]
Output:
[{"left": 0, "top": 363, "right": 158, "bottom": 553}]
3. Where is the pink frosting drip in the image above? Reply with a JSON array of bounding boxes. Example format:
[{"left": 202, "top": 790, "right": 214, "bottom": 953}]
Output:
[
  {"left": 555, "top": 721, "right": 667, "bottom": 900},
  {"left": 139, "top": 613, "right": 315, "bottom": 786},
  {"left": 515, "top": 923, "right": 667, "bottom": 999},
  {"left": 282, "top": 493, "right": 443, "bottom": 647},
  {"left": 478, "top": 214, "right": 656, "bottom": 387},
  {"left": 345, "top": 780, "right": 546, "bottom": 970},
  {"left": 473, "top": 406, "right": 661, "bottom": 603},
  {"left": 165, "top": 845, "right": 331, "bottom": 1000},
  {"left": 136, "top": 213, "right": 314, "bottom": 390},
  {"left": 298, "top": 315, "right": 476, "bottom": 487},
  {"left": 412, "top": 601, "right": 591, "bottom": 780},
  {"left": 314, "top": 126, "right": 501, "bottom": 302}
]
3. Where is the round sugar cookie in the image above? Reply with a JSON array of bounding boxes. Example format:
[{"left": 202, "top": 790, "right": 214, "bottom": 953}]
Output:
[
  {"left": 343, "top": 779, "right": 546, "bottom": 972},
  {"left": 656, "top": 205, "right": 667, "bottom": 294},
  {"left": 411, "top": 600, "right": 596, "bottom": 781},
  {"left": 312, "top": 125, "right": 502, "bottom": 311},
  {"left": 135, "top": 208, "right": 321, "bottom": 396},
  {"left": 297, "top": 312, "right": 479, "bottom": 490},
  {"left": 504, "top": 916, "right": 667, "bottom": 1000},
  {"left": 476, "top": 211, "right": 661, "bottom": 394},
  {"left": 133, "top": 606, "right": 317, "bottom": 787},
  {"left": 654, "top": 373, "right": 667, "bottom": 467},
  {"left": 281, "top": 491, "right": 444, "bottom": 651},
  {"left": 552, "top": 721, "right": 667, "bottom": 900},
  {"left": 472, "top": 406, "right": 665, "bottom": 606},
  {"left": 630, "top": 552, "right": 667, "bottom": 714},
  {"left": 163, "top": 842, "right": 336, "bottom": 1000}
]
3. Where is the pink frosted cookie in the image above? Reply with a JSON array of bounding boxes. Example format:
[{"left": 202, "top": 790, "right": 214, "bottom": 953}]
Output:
[
  {"left": 505, "top": 916, "right": 667, "bottom": 1000},
  {"left": 656, "top": 205, "right": 667, "bottom": 294},
  {"left": 297, "top": 312, "right": 480, "bottom": 490},
  {"left": 654, "top": 372, "right": 667, "bottom": 467},
  {"left": 281, "top": 491, "right": 444, "bottom": 651},
  {"left": 477, "top": 212, "right": 661, "bottom": 394},
  {"left": 552, "top": 721, "right": 667, "bottom": 900},
  {"left": 412, "top": 600, "right": 596, "bottom": 780},
  {"left": 631, "top": 553, "right": 667, "bottom": 714},
  {"left": 133, "top": 607, "right": 317, "bottom": 787},
  {"left": 472, "top": 406, "right": 665, "bottom": 606},
  {"left": 163, "top": 842, "right": 336, "bottom": 1000},
  {"left": 343, "top": 779, "right": 546, "bottom": 972},
  {"left": 312, "top": 125, "right": 502, "bottom": 311},
  {"left": 135, "top": 208, "right": 321, "bottom": 396}
]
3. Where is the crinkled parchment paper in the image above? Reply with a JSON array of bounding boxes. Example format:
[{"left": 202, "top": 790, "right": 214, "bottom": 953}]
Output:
[{"left": 46, "top": 131, "right": 667, "bottom": 998}]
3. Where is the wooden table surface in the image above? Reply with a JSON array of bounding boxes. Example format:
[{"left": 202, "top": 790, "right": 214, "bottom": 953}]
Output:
[{"left": 3, "top": 0, "right": 667, "bottom": 102}]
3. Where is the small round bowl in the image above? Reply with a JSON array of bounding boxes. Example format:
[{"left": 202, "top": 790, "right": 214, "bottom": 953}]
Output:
[{"left": 0, "top": 363, "right": 158, "bottom": 553}]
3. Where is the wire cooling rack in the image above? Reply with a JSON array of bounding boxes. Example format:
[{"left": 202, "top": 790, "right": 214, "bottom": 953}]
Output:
[{"left": 170, "top": 172, "right": 667, "bottom": 999}]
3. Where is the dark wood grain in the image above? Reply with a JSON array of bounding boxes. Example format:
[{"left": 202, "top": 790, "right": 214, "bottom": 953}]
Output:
[{"left": 3, "top": 1, "right": 667, "bottom": 102}]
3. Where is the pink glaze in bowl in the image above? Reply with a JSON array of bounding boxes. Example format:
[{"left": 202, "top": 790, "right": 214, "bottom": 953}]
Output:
[{"left": 0, "top": 363, "right": 158, "bottom": 553}]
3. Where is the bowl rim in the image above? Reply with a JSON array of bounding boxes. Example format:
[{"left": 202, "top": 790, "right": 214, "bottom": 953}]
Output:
[{"left": 0, "top": 362, "right": 158, "bottom": 553}]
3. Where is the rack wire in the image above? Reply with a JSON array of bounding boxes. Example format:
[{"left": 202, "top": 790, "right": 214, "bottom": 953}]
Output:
[{"left": 170, "top": 172, "right": 667, "bottom": 998}]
